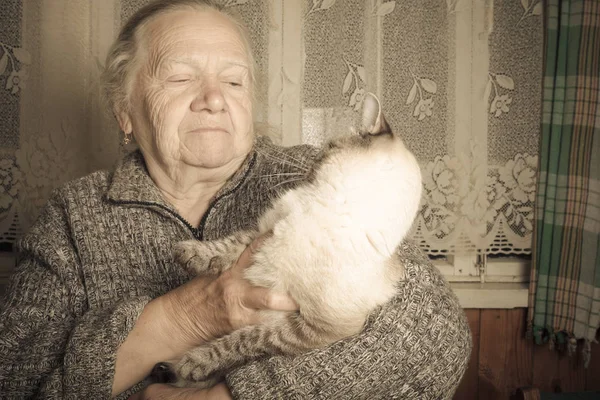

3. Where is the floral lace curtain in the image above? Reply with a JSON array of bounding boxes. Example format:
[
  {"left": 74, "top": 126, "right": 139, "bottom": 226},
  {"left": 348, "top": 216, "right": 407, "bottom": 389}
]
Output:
[{"left": 0, "top": 0, "right": 543, "bottom": 256}]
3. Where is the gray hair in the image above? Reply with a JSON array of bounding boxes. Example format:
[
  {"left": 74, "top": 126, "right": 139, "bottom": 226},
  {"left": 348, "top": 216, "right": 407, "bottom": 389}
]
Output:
[{"left": 100, "top": 0, "right": 256, "bottom": 117}]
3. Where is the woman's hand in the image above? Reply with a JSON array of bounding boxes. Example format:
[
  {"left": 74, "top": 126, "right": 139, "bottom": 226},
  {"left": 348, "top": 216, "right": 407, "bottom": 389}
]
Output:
[
  {"left": 159, "top": 235, "right": 298, "bottom": 352},
  {"left": 112, "top": 236, "right": 297, "bottom": 397},
  {"left": 113, "top": 236, "right": 296, "bottom": 397},
  {"left": 128, "top": 382, "right": 232, "bottom": 400}
]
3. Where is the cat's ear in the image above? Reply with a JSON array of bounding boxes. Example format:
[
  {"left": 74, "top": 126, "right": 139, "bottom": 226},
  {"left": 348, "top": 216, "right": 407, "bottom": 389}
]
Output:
[{"left": 361, "top": 92, "right": 391, "bottom": 135}]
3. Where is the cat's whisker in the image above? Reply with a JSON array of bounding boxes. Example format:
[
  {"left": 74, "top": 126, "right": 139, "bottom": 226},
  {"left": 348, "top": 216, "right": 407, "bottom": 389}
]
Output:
[
  {"left": 256, "top": 148, "right": 303, "bottom": 170},
  {"left": 269, "top": 177, "right": 304, "bottom": 191},
  {"left": 256, "top": 148, "right": 310, "bottom": 173},
  {"left": 261, "top": 147, "right": 311, "bottom": 171},
  {"left": 254, "top": 172, "right": 305, "bottom": 180}
]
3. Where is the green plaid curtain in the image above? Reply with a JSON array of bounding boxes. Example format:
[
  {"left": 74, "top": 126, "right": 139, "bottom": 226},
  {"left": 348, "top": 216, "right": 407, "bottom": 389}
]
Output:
[{"left": 527, "top": 0, "right": 600, "bottom": 366}]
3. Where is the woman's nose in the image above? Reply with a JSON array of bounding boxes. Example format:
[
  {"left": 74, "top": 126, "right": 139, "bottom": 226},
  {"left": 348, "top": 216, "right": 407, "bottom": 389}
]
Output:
[{"left": 191, "top": 83, "right": 226, "bottom": 113}]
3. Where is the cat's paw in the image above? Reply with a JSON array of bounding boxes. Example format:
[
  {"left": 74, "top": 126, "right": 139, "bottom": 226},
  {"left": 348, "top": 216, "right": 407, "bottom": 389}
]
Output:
[
  {"left": 173, "top": 241, "right": 212, "bottom": 274},
  {"left": 176, "top": 347, "right": 218, "bottom": 382},
  {"left": 205, "top": 255, "right": 233, "bottom": 274}
]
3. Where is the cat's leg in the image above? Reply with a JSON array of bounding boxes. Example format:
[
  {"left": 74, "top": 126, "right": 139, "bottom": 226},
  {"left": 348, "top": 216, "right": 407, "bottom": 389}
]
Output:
[
  {"left": 174, "top": 230, "right": 258, "bottom": 275},
  {"left": 175, "top": 313, "right": 338, "bottom": 382},
  {"left": 149, "top": 362, "right": 220, "bottom": 389}
]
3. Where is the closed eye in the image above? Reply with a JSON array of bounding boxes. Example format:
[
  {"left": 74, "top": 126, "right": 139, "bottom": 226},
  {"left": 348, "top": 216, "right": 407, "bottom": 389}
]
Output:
[{"left": 167, "top": 75, "right": 192, "bottom": 83}]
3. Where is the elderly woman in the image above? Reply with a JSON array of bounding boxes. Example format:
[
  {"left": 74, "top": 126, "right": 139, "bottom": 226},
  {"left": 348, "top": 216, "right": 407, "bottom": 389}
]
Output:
[{"left": 0, "top": 0, "right": 471, "bottom": 399}]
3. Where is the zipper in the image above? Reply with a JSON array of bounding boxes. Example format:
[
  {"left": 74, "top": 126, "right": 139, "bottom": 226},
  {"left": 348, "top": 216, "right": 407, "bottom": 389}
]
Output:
[
  {"left": 196, "top": 152, "right": 257, "bottom": 239},
  {"left": 111, "top": 199, "right": 202, "bottom": 239},
  {"left": 197, "top": 152, "right": 257, "bottom": 235},
  {"left": 112, "top": 152, "right": 257, "bottom": 241}
]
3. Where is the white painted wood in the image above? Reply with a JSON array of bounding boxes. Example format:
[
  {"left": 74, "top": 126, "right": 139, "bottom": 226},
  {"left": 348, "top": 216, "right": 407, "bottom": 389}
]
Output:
[
  {"left": 268, "top": 0, "right": 284, "bottom": 138},
  {"left": 451, "top": 282, "right": 529, "bottom": 308},
  {"left": 364, "top": 0, "right": 383, "bottom": 97},
  {"left": 431, "top": 260, "right": 455, "bottom": 276},
  {"left": 435, "top": 256, "right": 530, "bottom": 307},
  {"left": 280, "top": 1, "right": 303, "bottom": 146},
  {"left": 486, "top": 258, "right": 530, "bottom": 277},
  {"left": 446, "top": 275, "right": 529, "bottom": 283},
  {"left": 448, "top": 255, "right": 480, "bottom": 277},
  {"left": 435, "top": 257, "right": 530, "bottom": 282}
]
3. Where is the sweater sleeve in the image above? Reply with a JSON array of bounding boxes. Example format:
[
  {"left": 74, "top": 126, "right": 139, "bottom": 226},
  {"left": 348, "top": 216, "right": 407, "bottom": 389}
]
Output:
[
  {"left": 0, "top": 191, "right": 151, "bottom": 399},
  {"left": 225, "top": 242, "right": 472, "bottom": 400}
]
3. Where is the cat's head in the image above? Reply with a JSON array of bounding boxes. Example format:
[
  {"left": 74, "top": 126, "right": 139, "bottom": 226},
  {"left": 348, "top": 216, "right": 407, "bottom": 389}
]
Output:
[
  {"left": 313, "top": 93, "right": 420, "bottom": 186},
  {"left": 317, "top": 93, "right": 393, "bottom": 156},
  {"left": 310, "top": 93, "right": 422, "bottom": 245}
]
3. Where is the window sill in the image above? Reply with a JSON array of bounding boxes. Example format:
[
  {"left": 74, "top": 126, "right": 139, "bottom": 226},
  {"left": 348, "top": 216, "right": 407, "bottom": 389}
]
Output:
[{"left": 450, "top": 282, "right": 529, "bottom": 309}]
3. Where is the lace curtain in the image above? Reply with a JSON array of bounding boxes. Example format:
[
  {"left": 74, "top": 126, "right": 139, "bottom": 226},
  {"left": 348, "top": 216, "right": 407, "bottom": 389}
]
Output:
[{"left": 0, "top": 0, "right": 543, "bottom": 256}]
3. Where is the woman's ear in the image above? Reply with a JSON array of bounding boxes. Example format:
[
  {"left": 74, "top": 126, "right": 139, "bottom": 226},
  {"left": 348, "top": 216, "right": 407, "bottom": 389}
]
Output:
[{"left": 115, "top": 109, "right": 133, "bottom": 134}]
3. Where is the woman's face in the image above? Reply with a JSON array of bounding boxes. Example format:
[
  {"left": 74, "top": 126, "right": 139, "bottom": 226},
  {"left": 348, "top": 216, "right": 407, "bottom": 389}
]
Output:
[{"left": 120, "top": 8, "right": 254, "bottom": 171}]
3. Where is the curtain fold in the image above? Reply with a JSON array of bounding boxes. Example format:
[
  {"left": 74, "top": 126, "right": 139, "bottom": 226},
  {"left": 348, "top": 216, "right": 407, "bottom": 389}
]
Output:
[{"left": 528, "top": 0, "right": 600, "bottom": 366}]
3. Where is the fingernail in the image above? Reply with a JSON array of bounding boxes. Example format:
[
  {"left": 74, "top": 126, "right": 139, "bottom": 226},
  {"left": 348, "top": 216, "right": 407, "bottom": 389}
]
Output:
[
  {"left": 249, "top": 240, "right": 259, "bottom": 253},
  {"left": 250, "top": 236, "right": 266, "bottom": 252}
]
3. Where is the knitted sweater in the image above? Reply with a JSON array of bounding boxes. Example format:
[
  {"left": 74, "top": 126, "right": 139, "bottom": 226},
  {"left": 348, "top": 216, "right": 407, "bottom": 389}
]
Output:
[{"left": 0, "top": 136, "right": 471, "bottom": 399}]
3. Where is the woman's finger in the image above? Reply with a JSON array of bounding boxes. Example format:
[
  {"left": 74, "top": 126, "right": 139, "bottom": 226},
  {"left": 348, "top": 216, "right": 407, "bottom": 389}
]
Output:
[
  {"left": 244, "top": 286, "right": 298, "bottom": 311},
  {"left": 233, "top": 233, "right": 272, "bottom": 271}
]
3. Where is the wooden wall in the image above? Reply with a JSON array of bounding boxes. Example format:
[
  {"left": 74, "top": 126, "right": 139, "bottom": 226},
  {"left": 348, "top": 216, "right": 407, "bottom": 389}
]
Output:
[{"left": 454, "top": 308, "right": 600, "bottom": 399}]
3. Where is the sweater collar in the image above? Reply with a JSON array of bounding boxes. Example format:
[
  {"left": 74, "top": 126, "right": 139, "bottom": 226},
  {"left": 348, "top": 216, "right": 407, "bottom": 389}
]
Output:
[{"left": 106, "top": 138, "right": 263, "bottom": 206}]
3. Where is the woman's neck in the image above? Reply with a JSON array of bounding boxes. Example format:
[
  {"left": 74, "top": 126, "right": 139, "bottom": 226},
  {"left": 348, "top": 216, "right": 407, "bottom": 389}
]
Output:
[
  {"left": 160, "top": 184, "right": 220, "bottom": 227},
  {"left": 144, "top": 155, "right": 246, "bottom": 228}
]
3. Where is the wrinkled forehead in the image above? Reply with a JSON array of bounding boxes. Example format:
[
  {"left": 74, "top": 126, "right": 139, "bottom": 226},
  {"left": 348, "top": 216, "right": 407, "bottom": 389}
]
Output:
[{"left": 137, "top": 7, "right": 251, "bottom": 68}]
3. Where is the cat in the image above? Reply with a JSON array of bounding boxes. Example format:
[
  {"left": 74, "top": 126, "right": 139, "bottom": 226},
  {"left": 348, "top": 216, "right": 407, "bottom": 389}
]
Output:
[{"left": 154, "top": 93, "right": 423, "bottom": 388}]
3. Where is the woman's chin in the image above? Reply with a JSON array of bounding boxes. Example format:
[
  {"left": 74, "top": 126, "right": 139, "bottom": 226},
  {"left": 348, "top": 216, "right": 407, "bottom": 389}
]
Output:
[
  {"left": 178, "top": 133, "right": 253, "bottom": 170},
  {"left": 181, "top": 138, "right": 234, "bottom": 166},
  {"left": 182, "top": 152, "right": 234, "bottom": 169}
]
